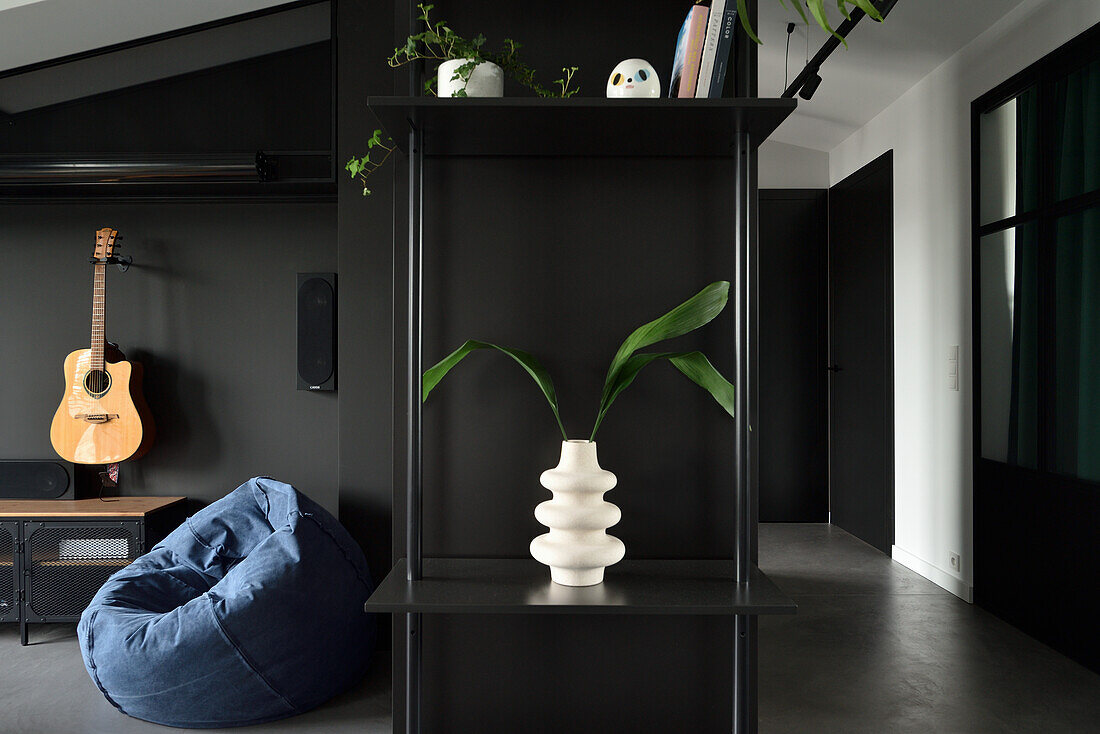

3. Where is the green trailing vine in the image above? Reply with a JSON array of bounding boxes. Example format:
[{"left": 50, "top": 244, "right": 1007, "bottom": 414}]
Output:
[
  {"left": 388, "top": 4, "right": 580, "bottom": 98},
  {"left": 348, "top": 4, "right": 580, "bottom": 195},
  {"left": 345, "top": 129, "right": 395, "bottom": 197}
]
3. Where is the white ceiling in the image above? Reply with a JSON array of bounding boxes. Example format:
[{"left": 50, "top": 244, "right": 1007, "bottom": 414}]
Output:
[
  {"left": 757, "top": 0, "right": 1025, "bottom": 151},
  {"left": 0, "top": 0, "right": 292, "bottom": 73}
]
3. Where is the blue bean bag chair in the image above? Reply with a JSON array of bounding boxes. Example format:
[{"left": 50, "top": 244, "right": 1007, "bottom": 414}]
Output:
[{"left": 77, "top": 477, "right": 376, "bottom": 728}]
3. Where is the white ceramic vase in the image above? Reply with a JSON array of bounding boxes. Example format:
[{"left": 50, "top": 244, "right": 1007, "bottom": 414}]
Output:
[
  {"left": 530, "top": 440, "right": 626, "bottom": 586},
  {"left": 437, "top": 58, "right": 504, "bottom": 98}
]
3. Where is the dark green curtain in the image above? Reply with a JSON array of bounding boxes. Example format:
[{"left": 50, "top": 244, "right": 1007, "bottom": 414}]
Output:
[
  {"left": 1007, "top": 89, "right": 1039, "bottom": 469},
  {"left": 1054, "top": 59, "right": 1100, "bottom": 481}
]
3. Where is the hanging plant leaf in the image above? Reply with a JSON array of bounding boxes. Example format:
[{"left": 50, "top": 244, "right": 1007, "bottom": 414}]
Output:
[{"left": 737, "top": 0, "right": 762, "bottom": 45}]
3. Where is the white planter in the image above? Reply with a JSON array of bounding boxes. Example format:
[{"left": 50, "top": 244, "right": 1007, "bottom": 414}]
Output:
[
  {"left": 437, "top": 58, "right": 504, "bottom": 98},
  {"left": 530, "top": 440, "right": 626, "bottom": 586}
]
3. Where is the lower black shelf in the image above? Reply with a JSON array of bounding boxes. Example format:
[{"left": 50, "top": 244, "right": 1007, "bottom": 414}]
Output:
[{"left": 365, "top": 558, "right": 796, "bottom": 616}]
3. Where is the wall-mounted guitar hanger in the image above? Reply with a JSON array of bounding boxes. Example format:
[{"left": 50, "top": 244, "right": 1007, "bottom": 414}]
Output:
[{"left": 88, "top": 235, "right": 132, "bottom": 272}]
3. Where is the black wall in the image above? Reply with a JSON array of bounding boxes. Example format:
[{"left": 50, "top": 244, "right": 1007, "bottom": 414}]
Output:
[
  {"left": 1, "top": 42, "right": 332, "bottom": 155},
  {"left": 976, "top": 461, "right": 1100, "bottom": 672},
  {"left": 334, "top": 0, "right": 397, "bottom": 622},
  {"left": 0, "top": 26, "right": 341, "bottom": 514},
  {"left": 0, "top": 202, "right": 339, "bottom": 512}
]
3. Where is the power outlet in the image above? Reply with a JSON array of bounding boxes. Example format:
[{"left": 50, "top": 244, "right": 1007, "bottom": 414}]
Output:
[{"left": 949, "top": 552, "right": 961, "bottom": 573}]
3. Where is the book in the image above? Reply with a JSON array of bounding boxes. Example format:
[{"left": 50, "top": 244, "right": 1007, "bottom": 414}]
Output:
[
  {"left": 669, "top": 5, "right": 710, "bottom": 99},
  {"left": 695, "top": 0, "right": 728, "bottom": 98},
  {"left": 706, "top": 5, "right": 738, "bottom": 97}
]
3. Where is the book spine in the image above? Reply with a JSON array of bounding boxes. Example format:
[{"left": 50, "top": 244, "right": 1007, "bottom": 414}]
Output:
[
  {"left": 696, "top": 0, "right": 726, "bottom": 98},
  {"left": 678, "top": 6, "right": 710, "bottom": 99},
  {"left": 668, "top": 10, "right": 693, "bottom": 97},
  {"left": 708, "top": 8, "right": 738, "bottom": 98}
]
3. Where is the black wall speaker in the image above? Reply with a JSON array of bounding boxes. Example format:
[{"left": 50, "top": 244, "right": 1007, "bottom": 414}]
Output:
[
  {"left": 297, "top": 272, "right": 336, "bottom": 391},
  {"left": 0, "top": 461, "right": 72, "bottom": 499}
]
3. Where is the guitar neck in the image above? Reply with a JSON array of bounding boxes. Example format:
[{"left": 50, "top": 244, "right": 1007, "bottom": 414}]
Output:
[{"left": 91, "top": 261, "right": 106, "bottom": 369}]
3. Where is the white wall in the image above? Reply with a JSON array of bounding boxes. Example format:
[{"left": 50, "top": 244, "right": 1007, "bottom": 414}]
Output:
[
  {"left": 829, "top": 0, "right": 1100, "bottom": 601},
  {"left": 759, "top": 140, "right": 829, "bottom": 189}
]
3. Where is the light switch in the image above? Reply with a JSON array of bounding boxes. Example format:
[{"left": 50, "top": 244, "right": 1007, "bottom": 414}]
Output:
[{"left": 947, "top": 345, "right": 959, "bottom": 391}]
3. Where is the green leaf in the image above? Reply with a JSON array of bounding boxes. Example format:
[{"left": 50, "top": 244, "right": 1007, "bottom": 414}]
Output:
[
  {"left": 808, "top": 0, "right": 847, "bottom": 46},
  {"left": 848, "top": 0, "right": 883, "bottom": 21},
  {"left": 736, "top": 0, "right": 761, "bottom": 44},
  {"left": 423, "top": 340, "right": 567, "bottom": 440},
  {"left": 667, "top": 352, "right": 735, "bottom": 419},
  {"left": 836, "top": 0, "right": 852, "bottom": 20},
  {"left": 592, "top": 282, "right": 729, "bottom": 438},
  {"left": 779, "top": 0, "right": 810, "bottom": 25},
  {"left": 591, "top": 351, "right": 734, "bottom": 439}
]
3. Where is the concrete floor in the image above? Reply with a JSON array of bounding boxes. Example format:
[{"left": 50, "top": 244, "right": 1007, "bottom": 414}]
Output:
[
  {"left": 757, "top": 524, "right": 1100, "bottom": 733},
  {"left": 2, "top": 524, "right": 1098, "bottom": 733}
]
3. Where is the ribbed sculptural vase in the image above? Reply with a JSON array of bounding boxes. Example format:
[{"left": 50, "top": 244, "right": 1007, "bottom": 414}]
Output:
[{"left": 530, "top": 440, "right": 626, "bottom": 586}]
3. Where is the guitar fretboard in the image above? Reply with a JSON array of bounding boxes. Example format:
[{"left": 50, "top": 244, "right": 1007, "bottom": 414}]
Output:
[{"left": 91, "top": 261, "right": 106, "bottom": 370}]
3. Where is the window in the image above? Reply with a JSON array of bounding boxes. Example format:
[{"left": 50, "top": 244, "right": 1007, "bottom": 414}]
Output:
[{"left": 975, "top": 31, "right": 1100, "bottom": 482}]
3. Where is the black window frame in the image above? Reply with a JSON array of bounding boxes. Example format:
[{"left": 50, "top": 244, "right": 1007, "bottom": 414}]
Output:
[{"left": 972, "top": 22, "right": 1100, "bottom": 481}]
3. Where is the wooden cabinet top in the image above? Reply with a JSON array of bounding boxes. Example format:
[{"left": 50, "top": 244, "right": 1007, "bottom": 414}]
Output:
[{"left": 0, "top": 496, "right": 185, "bottom": 518}]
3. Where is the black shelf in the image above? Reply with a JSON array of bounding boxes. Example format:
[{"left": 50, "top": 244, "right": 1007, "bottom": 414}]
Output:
[
  {"left": 366, "top": 558, "right": 796, "bottom": 616},
  {"left": 366, "top": 97, "right": 796, "bottom": 157}
]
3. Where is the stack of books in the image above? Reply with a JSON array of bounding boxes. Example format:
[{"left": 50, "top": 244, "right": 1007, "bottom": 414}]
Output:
[{"left": 669, "top": 1, "right": 739, "bottom": 98}]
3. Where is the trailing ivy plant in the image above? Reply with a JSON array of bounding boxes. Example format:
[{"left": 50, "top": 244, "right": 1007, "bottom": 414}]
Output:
[
  {"left": 741, "top": 0, "right": 885, "bottom": 46},
  {"left": 388, "top": 4, "right": 580, "bottom": 98},
  {"left": 348, "top": 4, "right": 580, "bottom": 195},
  {"left": 422, "top": 282, "right": 737, "bottom": 442},
  {"left": 345, "top": 129, "right": 396, "bottom": 196}
]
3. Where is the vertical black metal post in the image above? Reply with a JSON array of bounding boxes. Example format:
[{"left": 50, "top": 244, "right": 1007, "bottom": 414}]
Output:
[
  {"left": 733, "top": 1, "right": 758, "bottom": 731},
  {"left": 405, "top": 122, "right": 423, "bottom": 734},
  {"left": 732, "top": 128, "right": 755, "bottom": 734},
  {"left": 405, "top": 3, "right": 424, "bottom": 732}
]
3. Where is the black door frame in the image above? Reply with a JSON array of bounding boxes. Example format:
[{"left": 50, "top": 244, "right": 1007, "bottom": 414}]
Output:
[
  {"left": 970, "top": 23, "right": 1100, "bottom": 672},
  {"left": 828, "top": 150, "right": 895, "bottom": 549}
]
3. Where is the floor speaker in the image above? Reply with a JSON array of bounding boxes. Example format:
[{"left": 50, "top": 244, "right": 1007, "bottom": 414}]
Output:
[
  {"left": 0, "top": 461, "right": 72, "bottom": 500},
  {"left": 297, "top": 272, "right": 336, "bottom": 391}
]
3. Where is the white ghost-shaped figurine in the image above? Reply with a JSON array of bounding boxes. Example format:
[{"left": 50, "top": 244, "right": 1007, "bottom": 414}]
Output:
[{"left": 606, "top": 58, "right": 661, "bottom": 98}]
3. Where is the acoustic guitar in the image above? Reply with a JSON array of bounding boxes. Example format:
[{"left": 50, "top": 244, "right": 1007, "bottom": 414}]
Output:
[{"left": 50, "top": 228, "right": 155, "bottom": 464}]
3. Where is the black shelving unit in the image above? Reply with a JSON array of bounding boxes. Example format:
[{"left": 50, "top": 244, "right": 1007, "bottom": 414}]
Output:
[{"left": 364, "top": 95, "right": 797, "bottom": 734}]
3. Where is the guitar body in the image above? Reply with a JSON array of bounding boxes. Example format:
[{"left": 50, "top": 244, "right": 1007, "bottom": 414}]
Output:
[{"left": 50, "top": 348, "right": 155, "bottom": 465}]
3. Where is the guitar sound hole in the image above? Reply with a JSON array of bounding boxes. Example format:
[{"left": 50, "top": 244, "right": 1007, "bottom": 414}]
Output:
[{"left": 83, "top": 369, "right": 112, "bottom": 397}]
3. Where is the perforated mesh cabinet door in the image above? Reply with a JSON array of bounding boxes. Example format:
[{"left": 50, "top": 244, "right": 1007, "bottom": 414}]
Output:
[
  {"left": 0, "top": 522, "right": 16, "bottom": 623},
  {"left": 25, "top": 522, "right": 141, "bottom": 621}
]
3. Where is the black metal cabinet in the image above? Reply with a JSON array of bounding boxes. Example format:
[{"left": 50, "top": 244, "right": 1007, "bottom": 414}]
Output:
[
  {"left": 23, "top": 521, "right": 143, "bottom": 622},
  {"left": 0, "top": 521, "right": 18, "bottom": 624},
  {"left": 0, "top": 497, "right": 184, "bottom": 645}
]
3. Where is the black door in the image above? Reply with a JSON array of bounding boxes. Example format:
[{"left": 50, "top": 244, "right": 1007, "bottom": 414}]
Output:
[
  {"left": 829, "top": 151, "right": 894, "bottom": 552},
  {"left": 759, "top": 189, "right": 829, "bottom": 521}
]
